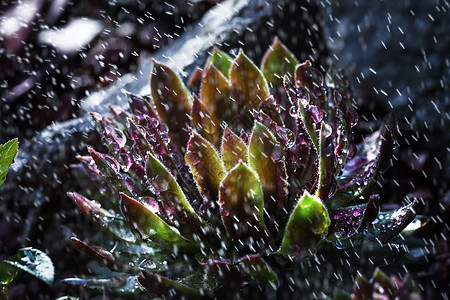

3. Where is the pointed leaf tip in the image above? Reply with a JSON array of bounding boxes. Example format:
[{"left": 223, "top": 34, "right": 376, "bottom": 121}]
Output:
[
  {"left": 220, "top": 127, "right": 249, "bottom": 172},
  {"left": 280, "top": 191, "right": 330, "bottom": 256},
  {"left": 261, "top": 37, "right": 299, "bottom": 87},
  {"left": 207, "top": 47, "right": 233, "bottom": 78},
  {"left": 219, "top": 162, "right": 266, "bottom": 241},
  {"left": 230, "top": 50, "right": 270, "bottom": 109}
]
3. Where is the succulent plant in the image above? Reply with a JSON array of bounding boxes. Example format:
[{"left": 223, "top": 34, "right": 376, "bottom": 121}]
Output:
[{"left": 66, "top": 38, "right": 418, "bottom": 297}]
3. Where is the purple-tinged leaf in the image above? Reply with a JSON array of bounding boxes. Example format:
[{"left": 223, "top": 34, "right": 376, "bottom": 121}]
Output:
[
  {"left": 261, "top": 37, "right": 299, "bottom": 89},
  {"left": 280, "top": 191, "right": 330, "bottom": 256},
  {"left": 190, "top": 95, "right": 220, "bottom": 148},
  {"left": 372, "top": 201, "right": 417, "bottom": 243},
  {"left": 218, "top": 162, "right": 267, "bottom": 243},
  {"left": 185, "top": 132, "right": 225, "bottom": 213},
  {"left": 249, "top": 121, "right": 288, "bottom": 232},
  {"left": 76, "top": 155, "right": 105, "bottom": 186},
  {"left": 150, "top": 60, "right": 192, "bottom": 149},
  {"left": 295, "top": 60, "right": 326, "bottom": 109},
  {"left": 109, "top": 104, "right": 131, "bottom": 128},
  {"left": 145, "top": 152, "right": 216, "bottom": 240},
  {"left": 220, "top": 127, "right": 249, "bottom": 172},
  {"left": 71, "top": 237, "right": 134, "bottom": 274},
  {"left": 88, "top": 148, "right": 133, "bottom": 198},
  {"left": 138, "top": 271, "right": 202, "bottom": 299},
  {"left": 315, "top": 122, "right": 337, "bottom": 202},
  {"left": 240, "top": 129, "right": 249, "bottom": 144},
  {"left": 257, "top": 96, "right": 284, "bottom": 126},
  {"left": 327, "top": 194, "right": 379, "bottom": 241},
  {"left": 331, "top": 117, "right": 395, "bottom": 208},
  {"left": 67, "top": 192, "right": 136, "bottom": 242},
  {"left": 206, "top": 47, "right": 233, "bottom": 79},
  {"left": 120, "top": 193, "right": 197, "bottom": 251},
  {"left": 334, "top": 201, "right": 416, "bottom": 248},
  {"left": 127, "top": 92, "right": 159, "bottom": 121},
  {"left": 326, "top": 63, "right": 354, "bottom": 106},
  {"left": 127, "top": 118, "right": 154, "bottom": 157},
  {"left": 230, "top": 49, "right": 270, "bottom": 109},
  {"left": 90, "top": 112, "right": 132, "bottom": 169}
]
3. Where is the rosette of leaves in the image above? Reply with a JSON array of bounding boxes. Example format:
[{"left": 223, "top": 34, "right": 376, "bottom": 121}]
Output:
[{"left": 66, "top": 38, "right": 418, "bottom": 297}]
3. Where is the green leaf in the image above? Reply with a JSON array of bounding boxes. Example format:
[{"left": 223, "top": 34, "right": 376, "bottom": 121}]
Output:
[
  {"left": 280, "top": 191, "right": 330, "bottom": 256},
  {"left": 145, "top": 152, "right": 216, "bottom": 240},
  {"left": 218, "top": 162, "right": 266, "bottom": 242},
  {"left": 185, "top": 132, "right": 226, "bottom": 206},
  {"left": 1, "top": 247, "right": 54, "bottom": 286},
  {"left": 206, "top": 47, "right": 233, "bottom": 78},
  {"left": 248, "top": 121, "right": 288, "bottom": 231},
  {"left": 120, "top": 193, "right": 197, "bottom": 251},
  {"left": 261, "top": 37, "right": 299, "bottom": 88},
  {"left": 0, "top": 138, "right": 18, "bottom": 189},
  {"left": 230, "top": 50, "right": 270, "bottom": 109},
  {"left": 220, "top": 127, "right": 249, "bottom": 172},
  {"left": 150, "top": 60, "right": 192, "bottom": 148},
  {"left": 0, "top": 261, "right": 18, "bottom": 285}
]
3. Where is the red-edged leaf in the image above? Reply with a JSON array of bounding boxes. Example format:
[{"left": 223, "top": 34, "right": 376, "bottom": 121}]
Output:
[{"left": 220, "top": 127, "right": 249, "bottom": 172}]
